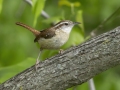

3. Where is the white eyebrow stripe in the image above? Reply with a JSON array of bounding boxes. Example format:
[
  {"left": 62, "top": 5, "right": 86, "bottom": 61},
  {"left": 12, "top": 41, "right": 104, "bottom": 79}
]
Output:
[{"left": 54, "top": 22, "right": 68, "bottom": 28}]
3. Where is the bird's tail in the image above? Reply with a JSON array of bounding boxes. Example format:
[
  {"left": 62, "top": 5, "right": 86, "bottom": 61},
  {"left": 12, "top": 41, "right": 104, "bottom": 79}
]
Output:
[{"left": 16, "top": 22, "right": 40, "bottom": 36}]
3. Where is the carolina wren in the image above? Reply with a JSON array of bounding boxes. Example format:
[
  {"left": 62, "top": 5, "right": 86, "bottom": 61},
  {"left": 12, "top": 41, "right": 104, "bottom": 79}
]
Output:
[{"left": 16, "top": 20, "right": 80, "bottom": 69}]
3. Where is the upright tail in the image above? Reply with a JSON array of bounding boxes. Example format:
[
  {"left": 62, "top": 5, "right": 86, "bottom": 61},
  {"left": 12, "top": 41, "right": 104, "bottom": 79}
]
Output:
[{"left": 16, "top": 22, "right": 40, "bottom": 36}]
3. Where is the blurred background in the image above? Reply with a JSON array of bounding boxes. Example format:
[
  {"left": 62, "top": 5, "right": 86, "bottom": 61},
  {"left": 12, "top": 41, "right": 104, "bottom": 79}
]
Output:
[{"left": 0, "top": 0, "right": 120, "bottom": 90}]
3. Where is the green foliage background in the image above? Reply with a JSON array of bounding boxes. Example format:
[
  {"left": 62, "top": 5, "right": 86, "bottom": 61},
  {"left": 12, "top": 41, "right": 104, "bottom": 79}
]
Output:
[{"left": 0, "top": 0, "right": 120, "bottom": 90}]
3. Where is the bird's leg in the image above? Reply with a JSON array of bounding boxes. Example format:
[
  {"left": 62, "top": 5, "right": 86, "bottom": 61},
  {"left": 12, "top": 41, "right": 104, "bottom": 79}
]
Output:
[{"left": 35, "top": 49, "right": 42, "bottom": 71}]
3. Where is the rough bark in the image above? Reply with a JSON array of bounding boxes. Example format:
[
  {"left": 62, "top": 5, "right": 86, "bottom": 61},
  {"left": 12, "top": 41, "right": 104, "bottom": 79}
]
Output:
[{"left": 1, "top": 26, "right": 120, "bottom": 90}]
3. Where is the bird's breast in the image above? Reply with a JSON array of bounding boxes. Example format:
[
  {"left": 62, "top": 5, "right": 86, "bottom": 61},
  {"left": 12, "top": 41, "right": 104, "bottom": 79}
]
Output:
[{"left": 38, "top": 30, "right": 69, "bottom": 49}]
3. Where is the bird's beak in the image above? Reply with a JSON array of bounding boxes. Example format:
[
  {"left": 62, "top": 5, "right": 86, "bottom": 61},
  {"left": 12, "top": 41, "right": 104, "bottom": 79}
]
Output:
[{"left": 74, "top": 22, "right": 81, "bottom": 25}]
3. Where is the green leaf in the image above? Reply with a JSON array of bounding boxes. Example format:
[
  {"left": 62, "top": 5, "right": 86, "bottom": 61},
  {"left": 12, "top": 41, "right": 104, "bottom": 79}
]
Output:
[
  {"left": 58, "top": 0, "right": 81, "bottom": 15},
  {"left": 58, "top": 0, "right": 80, "bottom": 7},
  {"left": 32, "top": 0, "right": 45, "bottom": 26},
  {"left": 59, "top": 0, "right": 71, "bottom": 7},
  {"left": 0, "top": 0, "right": 3, "bottom": 14}
]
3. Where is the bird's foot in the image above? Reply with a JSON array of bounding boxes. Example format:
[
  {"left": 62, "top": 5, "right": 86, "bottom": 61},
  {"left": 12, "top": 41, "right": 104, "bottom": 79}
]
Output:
[{"left": 59, "top": 49, "right": 64, "bottom": 54}]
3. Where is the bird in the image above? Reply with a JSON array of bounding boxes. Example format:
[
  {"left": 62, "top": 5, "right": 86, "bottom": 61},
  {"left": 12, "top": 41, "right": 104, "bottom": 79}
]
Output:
[{"left": 16, "top": 20, "right": 80, "bottom": 70}]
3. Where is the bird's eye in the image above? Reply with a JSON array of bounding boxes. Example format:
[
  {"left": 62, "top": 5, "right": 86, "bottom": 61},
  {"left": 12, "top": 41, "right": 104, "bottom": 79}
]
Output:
[{"left": 65, "top": 23, "right": 68, "bottom": 25}]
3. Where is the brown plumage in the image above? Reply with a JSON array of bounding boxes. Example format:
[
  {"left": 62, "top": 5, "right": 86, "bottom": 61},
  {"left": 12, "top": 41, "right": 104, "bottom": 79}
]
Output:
[
  {"left": 16, "top": 22, "right": 40, "bottom": 36},
  {"left": 34, "top": 28, "right": 56, "bottom": 42},
  {"left": 16, "top": 22, "right": 56, "bottom": 42}
]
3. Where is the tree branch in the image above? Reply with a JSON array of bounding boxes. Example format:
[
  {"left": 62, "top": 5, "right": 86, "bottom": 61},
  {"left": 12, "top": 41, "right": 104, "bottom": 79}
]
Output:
[{"left": 1, "top": 26, "right": 120, "bottom": 90}]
